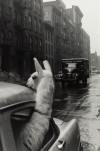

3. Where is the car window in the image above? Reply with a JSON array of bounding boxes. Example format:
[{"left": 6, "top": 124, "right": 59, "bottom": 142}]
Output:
[
  {"left": 11, "top": 108, "right": 34, "bottom": 151},
  {"left": 41, "top": 119, "right": 59, "bottom": 151},
  {"left": 41, "top": 122, "right": 53, "bottom": 148},
  {"left": 10, "top": 108, "right": 58, "bottom": 151}
]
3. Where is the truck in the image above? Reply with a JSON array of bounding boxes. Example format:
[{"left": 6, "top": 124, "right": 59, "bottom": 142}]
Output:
[{"left": 61, "top": 58, "right": 89, "bottom": 86}]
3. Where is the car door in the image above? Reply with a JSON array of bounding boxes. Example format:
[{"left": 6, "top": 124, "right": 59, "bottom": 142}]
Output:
[
  {"left": 49, "top": 119, "right": 81, "bottom": 151},
  {"left": 3, "top": 102, "right": 59, "bottom": 151}
]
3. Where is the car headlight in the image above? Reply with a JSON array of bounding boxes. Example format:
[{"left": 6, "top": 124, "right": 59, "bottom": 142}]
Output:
[{"left": 73, "top": 73, "right": 78, "bottom": 77}]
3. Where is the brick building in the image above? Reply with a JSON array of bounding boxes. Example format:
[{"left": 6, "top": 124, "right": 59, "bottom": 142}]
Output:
[
  {"left": 43, "top": 1, "right": 90, "bottom": 73},
  {"left": 43, "top": 0, "right": 70, "bottom": 73},
  {"left": 0, "top": 0, "right": 91, "bottom": 78},
  {"left": 63, "top": 18, "right": 76, "bottom": 59},
  {"left": 91, "top": 51, "right": 99, "bottom": 72},
  {"left": 66, "top": 5, "right": 84, "bottom": 58},
  {"left": 44, "top": 22, "right": 54, "bottom": 72},
  {"left": 0, "top": 0, "right": 44, "bottom": 79},
  {"left": 82, "top": 28, "right": 90, "bottom": 60}
]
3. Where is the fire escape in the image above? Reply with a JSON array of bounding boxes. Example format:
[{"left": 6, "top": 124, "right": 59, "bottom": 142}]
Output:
[
  {"left": 13, "top": 0, "right": 29, "bottom": 49},
  {"left": 0, "top": 2, "right": 11, "bottom": 47},
  {"left": 0, "top": 1, "right": 11, "bottom": 72},
  {"left": 55, "top": 22, "right": 62, "bottom": 73},
  {"left": 13, "top": 0, "right": 30, "bottom": 79}
]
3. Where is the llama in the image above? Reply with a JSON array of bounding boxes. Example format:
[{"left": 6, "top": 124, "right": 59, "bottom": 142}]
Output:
[{"left": 18, "top": 58, "right": 54, "bottom": 151}]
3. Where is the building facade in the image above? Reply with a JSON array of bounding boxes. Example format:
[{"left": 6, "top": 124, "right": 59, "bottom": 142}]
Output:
[
  {"left": 91, "top": 51, "right": 99, "bottom": 72},
  {"left": 82, "top": 28, "right": 90, "bottom": 60},
  {"left": 43, "top": 1, "right": 90, "bottom": 74},
  {"left": 44, "top": 22, "right": 54, "bottom": 72},
  {"left": 0, "top": 0, "right": 91, "bottom": 78},
  {"left": 43, "top": 0, "right": 72, "bottom": 73},
  {"left": 66, "top": 5, "right": 84, "bottom": 58},
  {"left": 0, "top": 0, "right": 44, "bottom": 79}
]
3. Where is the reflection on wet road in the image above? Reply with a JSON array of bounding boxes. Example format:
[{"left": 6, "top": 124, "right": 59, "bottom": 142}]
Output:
[{"left": 52, "top": 74, "right": 100, "bottom": 151}]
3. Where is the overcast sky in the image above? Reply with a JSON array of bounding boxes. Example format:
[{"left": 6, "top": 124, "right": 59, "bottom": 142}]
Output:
[{"left": 43, "top": 0, "right": 100, "bottom": 55}]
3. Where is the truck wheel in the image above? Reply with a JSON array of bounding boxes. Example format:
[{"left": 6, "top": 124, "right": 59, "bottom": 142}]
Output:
[
  {"left": 76, "top": 80, "right": 79, "bottom": 85},
  {"left": 80, "top": 142, "right": 83, "bottom": 151},
  {"left": 82, "top": 78, "right": 87, "bottom": 85},
  {"left": 80, "top": 146, "right": 83, "bottom": 151},
  {"left": 62, "top": 81, "right": 65, "bottom": 88}
]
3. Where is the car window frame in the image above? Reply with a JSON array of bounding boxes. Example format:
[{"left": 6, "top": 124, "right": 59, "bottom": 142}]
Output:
[
  {"left": 0, "top": 112, "right": 13, "bottom": 151},
  {"left": 2, "top": 101, "right": 35, "bottom": 151},
  {"left": 41, "top": 118, "right": 60, "bottom": 151},
  {"left": 1, "top": 101, "right": 60, "bottom": 151}
]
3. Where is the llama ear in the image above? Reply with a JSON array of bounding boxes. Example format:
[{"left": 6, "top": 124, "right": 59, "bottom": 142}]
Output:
[
  {"left": 43, "top": 60, "right": 52, "bottom": 72},
  {"left": 33, "top": 58, "right": 43, "bottom": 76}
]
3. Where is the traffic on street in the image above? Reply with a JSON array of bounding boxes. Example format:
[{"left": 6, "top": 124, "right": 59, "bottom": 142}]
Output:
[{"left": 53, "top": 74, "right": 100, "bottom": 151}]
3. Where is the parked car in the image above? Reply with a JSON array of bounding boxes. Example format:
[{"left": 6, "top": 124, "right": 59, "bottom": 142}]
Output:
[
  {"left": 54, "top": 71, "right": 63, "bottom": 82},
  {"left": 0, "top": 82, "right": 83, "bottom": 151}
]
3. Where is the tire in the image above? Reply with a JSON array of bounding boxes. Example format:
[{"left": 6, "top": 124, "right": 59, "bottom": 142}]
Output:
[
  {"left": 62, "top": 81, "right": 65, "bottom": 88},
  {"left": 82, "top": 78, "right": 87, "bottom": 85},
  {"left": 76, "top": 80, "right": 79, "bottom": 85},
  {"left": 80, "top": 142, "right": 83, "bottom": 151}
]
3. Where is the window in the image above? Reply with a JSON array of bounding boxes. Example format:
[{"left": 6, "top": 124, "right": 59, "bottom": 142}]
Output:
[
  {"left": 51, "top": 33, "right": 53, "bottom": 42},
  {"left": 25, "top": 36, "right": 27, "bottom": 48},
  {"left": 45, "top": 30, "right": 47, "bottom": 40},
  {"left": 34, "top": 17, "right": 37, "bottom": 32},
  {"left": 37, "top": 0, "right": 41, "bottom": 15},
  {"left": 34, "top": 0, "right": 36, "bottom": 11},
  {"left": 29, "top": 15, "right": 32, "bottom": 29},
  {"left": 48, "top": 31, "right": 50, "bottom": 41},
  {"left": 15, "top": 11, "right": 17, "bottom": 23},
  {"left": 39, "top": 20, "right": 42, "bottom": 33},
  {"left": 45, "top": 43, "right": 47, "bottom": 54},
  {"left": 16, "top": 34, "right": 19, "bottom": 48},
  {"left": 24, "top": 16, "right": 27, "bottom": 28},
  {"left": 29, "top": 0, "right": 31, "bottom": 8},
  {"left": 35, "top": 37, "right": 38, "bottom": 51},
  {"left": 49, "top": 45, "right": 50, "bottom": 54},
  {"left": 29, "top": 36, "right": 32, "bottom": 51},
  {"left": 9, "top": 31, "right": 12, "bottom": 40},
  {"left": 8, "top": 6, "right": 11, "bottom": 17},
  {"left": 39, "top": 39, "right": 42, "bottom": 47}
]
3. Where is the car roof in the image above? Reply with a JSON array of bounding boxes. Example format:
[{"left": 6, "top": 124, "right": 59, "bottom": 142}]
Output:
[{"left": 0, "top": 82, "right": 35, "bottom": 110}]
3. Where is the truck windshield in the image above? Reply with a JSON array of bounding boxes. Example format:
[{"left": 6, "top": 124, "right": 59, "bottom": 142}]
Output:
[
  {"left": 64, "top": 63, "right": 76, "bottom": 70},
  {"left": 67, "top": 63, "right": 76, "bottom": 68}
]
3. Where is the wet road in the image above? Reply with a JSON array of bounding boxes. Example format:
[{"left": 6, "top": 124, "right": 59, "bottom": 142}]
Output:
[{"left": 52, "top": 74, "right": 100, "bottom": 151}]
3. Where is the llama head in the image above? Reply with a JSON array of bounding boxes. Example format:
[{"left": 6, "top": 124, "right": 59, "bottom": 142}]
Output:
[{"left": 27, "top": 58, "right": 52, "bottom": 90}]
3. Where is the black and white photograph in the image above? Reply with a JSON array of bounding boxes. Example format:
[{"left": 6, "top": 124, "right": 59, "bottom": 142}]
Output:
[{"left": 0, "top": 0, "right": 100, "bottom": 150}]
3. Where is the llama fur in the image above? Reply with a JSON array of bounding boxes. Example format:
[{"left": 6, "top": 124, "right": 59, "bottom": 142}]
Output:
[{"left": 18, "top": 58, "right": 54, "bottom": 151}]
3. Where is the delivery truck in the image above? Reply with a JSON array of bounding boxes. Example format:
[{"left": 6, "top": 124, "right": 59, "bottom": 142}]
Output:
[{"left": 61, "top": 58, "right": 89, "bottom": 86}]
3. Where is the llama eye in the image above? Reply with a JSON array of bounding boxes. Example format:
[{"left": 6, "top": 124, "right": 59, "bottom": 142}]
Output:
[{"left": 32, "top": 76, "right": 37, "bottom": 80}]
